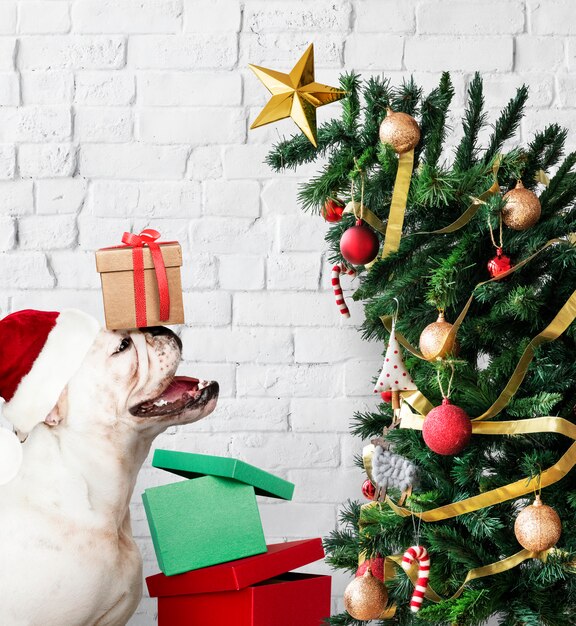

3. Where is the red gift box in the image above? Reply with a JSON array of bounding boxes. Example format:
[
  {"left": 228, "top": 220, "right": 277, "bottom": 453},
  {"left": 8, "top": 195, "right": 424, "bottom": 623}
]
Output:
[{"left": 146, "top": 539, "right": 331, "bottom": 626}]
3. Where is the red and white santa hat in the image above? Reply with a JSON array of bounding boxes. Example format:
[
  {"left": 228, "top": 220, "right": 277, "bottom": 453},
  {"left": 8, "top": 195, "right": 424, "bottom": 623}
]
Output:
[{"left": 0, "top": 309, "right": 101, "bottom": 434}]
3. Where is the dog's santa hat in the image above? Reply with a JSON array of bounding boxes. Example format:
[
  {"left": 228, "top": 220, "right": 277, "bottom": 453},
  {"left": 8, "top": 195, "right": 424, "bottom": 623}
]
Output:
[{"left": 0, "top": 309, "right": 101, "bottom": 433}]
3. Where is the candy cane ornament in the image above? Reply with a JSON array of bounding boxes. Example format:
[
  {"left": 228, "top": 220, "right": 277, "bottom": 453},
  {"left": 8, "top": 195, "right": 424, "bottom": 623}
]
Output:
[
  {"left": 401, "top": 545, "right": 430, "bottom": 613},
  {"left": 332, "top": 263, "right": 356, "bottom": 317}
]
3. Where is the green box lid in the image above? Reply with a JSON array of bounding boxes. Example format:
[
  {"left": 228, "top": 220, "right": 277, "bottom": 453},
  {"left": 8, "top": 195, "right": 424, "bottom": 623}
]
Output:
[{"left": 152, "top": 449, "right": 295, "bottom": 501}]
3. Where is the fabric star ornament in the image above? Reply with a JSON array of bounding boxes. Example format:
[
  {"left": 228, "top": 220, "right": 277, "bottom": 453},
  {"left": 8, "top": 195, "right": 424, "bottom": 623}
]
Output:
[
  {"left": 249, "top": 44, "right": 347, "bottom": 147},
  {"left": 374, "top": 323, "right": 417, "bottom": 402}
]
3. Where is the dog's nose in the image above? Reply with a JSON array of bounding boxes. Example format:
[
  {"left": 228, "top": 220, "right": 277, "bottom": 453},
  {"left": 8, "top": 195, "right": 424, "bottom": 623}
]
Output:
[{"left": 141, "top": 326, "right": 183, "bottom": 351}]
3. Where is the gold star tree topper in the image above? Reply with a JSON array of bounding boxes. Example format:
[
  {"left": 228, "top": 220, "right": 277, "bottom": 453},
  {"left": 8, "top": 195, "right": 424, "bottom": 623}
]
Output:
[{"left": 249, "top": 44, "right": 347, "bottom": 147}]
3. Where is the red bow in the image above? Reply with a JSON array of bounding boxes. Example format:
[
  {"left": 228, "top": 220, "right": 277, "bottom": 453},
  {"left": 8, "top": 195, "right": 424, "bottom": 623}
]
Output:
[{"left": 121, "top": 229, "right": 170, "bottom": 327}]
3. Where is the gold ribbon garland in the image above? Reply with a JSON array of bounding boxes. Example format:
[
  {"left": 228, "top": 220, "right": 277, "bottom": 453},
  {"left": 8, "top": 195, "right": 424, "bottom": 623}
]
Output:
[{"left": 382, "top": 149, "right": 415, "bottom": 258}]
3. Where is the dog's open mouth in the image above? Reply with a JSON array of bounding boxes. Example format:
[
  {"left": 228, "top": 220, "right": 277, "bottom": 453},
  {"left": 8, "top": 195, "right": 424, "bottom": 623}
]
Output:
[{"left": 130, "top": 377, "right": 219, "bottom": 418}]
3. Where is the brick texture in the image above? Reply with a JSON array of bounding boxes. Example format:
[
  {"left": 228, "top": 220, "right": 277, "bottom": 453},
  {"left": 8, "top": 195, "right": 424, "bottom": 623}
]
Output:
[{"left": 0, "top": 2, "right": 569, "bottom": 624}]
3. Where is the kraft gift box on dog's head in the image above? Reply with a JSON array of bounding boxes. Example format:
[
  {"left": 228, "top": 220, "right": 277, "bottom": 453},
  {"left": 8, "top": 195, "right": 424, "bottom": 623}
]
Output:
[
  {"left": 143, "top": 450, "right": 295, "bottom": 576},
  {"left": 146, "top": 539, "right": 331, "bottom": 626}
]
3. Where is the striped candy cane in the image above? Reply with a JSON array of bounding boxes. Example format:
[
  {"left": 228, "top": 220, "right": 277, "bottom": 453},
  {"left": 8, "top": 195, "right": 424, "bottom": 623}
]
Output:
[
  {"left": 332, "top": 263, "right": 356, "bottom": 317},
  {"left": 401, "top": 545, "right": 430, "bottom": 613}
]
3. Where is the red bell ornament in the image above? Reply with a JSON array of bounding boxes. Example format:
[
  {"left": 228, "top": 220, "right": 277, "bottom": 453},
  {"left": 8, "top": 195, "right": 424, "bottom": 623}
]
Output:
[
  {"left": 340, "top": 219, "right": 380, "bottom": 266},
  {"left": 422, "top": 397, "right": 472, "bottom": 456},
  {"left": 322, "top": 198, "right": 344, "bottom": 223},
  {"left": 487, "top": 247, "right": 512, "bottom": 278},
  {"left": 362, "top": 479, "right": 376, "bottom": 500}
]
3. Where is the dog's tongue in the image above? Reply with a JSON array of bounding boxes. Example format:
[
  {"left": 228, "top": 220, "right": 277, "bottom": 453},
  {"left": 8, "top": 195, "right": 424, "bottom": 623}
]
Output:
[{"left": 159, "top": 377, "right": 202, "bottom": 403}]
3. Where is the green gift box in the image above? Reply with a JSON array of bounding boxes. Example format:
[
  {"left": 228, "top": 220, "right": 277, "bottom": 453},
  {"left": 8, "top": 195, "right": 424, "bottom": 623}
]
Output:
[{"left": 143, "top": 450, "right": 295, "bottom": 576}]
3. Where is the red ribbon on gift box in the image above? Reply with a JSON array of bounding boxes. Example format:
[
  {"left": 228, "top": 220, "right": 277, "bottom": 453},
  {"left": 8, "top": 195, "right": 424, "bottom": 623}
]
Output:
[{"left": 121, "top": 229, "right": 170, "bottom": 327}]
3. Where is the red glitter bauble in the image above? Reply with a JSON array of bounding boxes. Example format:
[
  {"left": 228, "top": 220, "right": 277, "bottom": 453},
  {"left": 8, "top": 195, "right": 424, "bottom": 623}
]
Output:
[
  {"left": 340, "top": 219, "right": 380, "bottom": 265},
  {"left": 322, "top": 198, "right": 344, "bottom": 223},
  {"left": 356, "top": 556, "right": 385, "bottom": 582},
  {"left": 362, "top": 479, "right": 376, "bottom": 500},
  {"left": 487, "top": 247, "right": 512, "bottom": 278},
  {"left": 422, "top": 397, "right": 472, "bottom": 455},
  {"left": 381, "top": 390, "right": 393, "bottom": 403}
]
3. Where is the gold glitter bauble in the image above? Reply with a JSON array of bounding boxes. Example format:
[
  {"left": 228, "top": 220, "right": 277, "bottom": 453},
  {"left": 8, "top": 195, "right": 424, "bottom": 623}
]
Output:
[
  {"left": 379, "top": 108, "right": 421, "bottom": 154},
  {"left": 514, "top": 495, "right": 562, "bottom": 552},
  {"left": 502, "top": 180, "right": 541, "bottom": 231},
  {"left": 419, "top": 312, "right": 459, "bottom": 361},
  {"left": 343, "top": 567, "right": 388, "bottom": 621}
]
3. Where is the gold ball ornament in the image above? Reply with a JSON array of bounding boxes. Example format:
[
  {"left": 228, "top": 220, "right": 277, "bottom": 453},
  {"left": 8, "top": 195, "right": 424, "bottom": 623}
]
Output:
[
  {"left": 514, "top": 495, "right": 562, "bottom": 552},
  {"left": 419, "top": 311, "right": 459, "bottom": 361},
  {"left": 343, "top": 567, "right": 388, "bottom": 621},
  {"left": 379, "top": 108, "right": 421, "bottom": 154},
  {"left": 502, "top": 180, "right": 541, "bottom": 231}
]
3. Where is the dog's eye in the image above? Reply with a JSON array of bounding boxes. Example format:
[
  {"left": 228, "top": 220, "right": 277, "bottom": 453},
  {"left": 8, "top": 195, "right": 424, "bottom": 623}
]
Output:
[{"left": 113, "top": 337, "right": 132, "bottom": 355}]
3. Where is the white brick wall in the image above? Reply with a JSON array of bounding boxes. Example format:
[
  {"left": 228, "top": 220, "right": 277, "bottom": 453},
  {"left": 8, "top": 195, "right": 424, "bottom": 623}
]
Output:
[{"left": 0, "top": 1, "right": 571, "bottom": 624}]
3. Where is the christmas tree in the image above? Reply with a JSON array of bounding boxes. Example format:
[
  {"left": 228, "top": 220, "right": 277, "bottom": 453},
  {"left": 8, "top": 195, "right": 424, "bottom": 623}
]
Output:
[{"left": 266, "top": 73, "right": 576, "bottom": 625}]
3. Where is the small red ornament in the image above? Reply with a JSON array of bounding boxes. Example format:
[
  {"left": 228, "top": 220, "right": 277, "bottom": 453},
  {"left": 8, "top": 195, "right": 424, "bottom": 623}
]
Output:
[
  {"left": 362, "top": 479, "right": 376, "bottom": 500},
  {"left": 422, "top": 397, "right": 472, "bottom": 456},
  {"left": 356, "top": 556, "right": 385, "bottom": 582},
  {"left": 340, "top": 219, "right": 380, "bottom": 265},
  {"left": 322, "top": 198, "right": 344, "bottom": 222},
  {"left": 487, "top": 247, "right": 512, "bottom": 278},
  {"left": 381, "top": 390, "right": 393, "bottom": 403}
]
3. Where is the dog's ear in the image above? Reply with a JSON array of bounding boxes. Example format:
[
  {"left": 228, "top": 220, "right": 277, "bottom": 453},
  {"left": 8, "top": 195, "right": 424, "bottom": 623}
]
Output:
[{"left": 44, "top": 388, "right": 68, "bottom": 427}]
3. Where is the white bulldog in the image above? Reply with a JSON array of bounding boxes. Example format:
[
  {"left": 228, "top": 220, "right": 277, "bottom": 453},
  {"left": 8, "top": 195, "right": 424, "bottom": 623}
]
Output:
[{"left": 0, "top": 325, "right": 219, "bottom": 626}]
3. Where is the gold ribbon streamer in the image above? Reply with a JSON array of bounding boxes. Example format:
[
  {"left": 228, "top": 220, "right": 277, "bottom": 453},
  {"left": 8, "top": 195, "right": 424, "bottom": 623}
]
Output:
[
  {"left": 362, "top": 206, "right": 387, "bottom": 236},
  {"left": 382, "top": 149, "right": 414, "bottom": 258},
  {"left": 412, "top": 156, "right": 501, "bottom": 236},
  {"left": 535, "top": 169, "right": 550, "bottom": 187}
]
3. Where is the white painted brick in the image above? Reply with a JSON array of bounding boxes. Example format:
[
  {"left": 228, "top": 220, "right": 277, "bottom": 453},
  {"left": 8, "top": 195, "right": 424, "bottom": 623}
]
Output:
[
  {"left": 261, "top": 180, "right": 300, "bottom": 215},
  {"left": 291, "top": 398, "right": 372, "bottom": 433},
  {"left": 203, "top": 180, "right": 260, "bottom": 217},
  {"left": 267, "top": 253, "right": 321, "bottom": 291},
  {"left": 295, "top": 327, "right": 383, "bottom": 363},
  {"left": 90, "top": 180, "right": 201, "bottom": 217},
  {"left": 178, "top": 361, "right": 236, "bottom": 397},
  {"left": 0, "top": 38, "right": 15, "bottom": 71},
  {"left": 181, "top": 253, "right": 218, "bottom": 289},
  {"left": 137, "top": 107, "right": 245, "bottom": 144},
  {"left": 10, "top": 289, "right": 102, "bottom": 316},
  {"left": 0, "top": 252, "right": 53, "bottom": 288},
  {"left": 418, "top": 1, "right": 524, "bottom": 34},
  {"left": 183, "top": 291, "right": 232, "bottom": 326},
  {"left": 345, "top": 34, "right": 404, "bottom": 70},
  {"left": 237, "top": 363, "right": 343, "bottom": 397},
  {"left": 79, "top": 144, "right": 188, "bottom": 179},
  {"left": 18, "top": 215, "right": 77, "bottom": 250},
  {"left": 235, "top": 291, "right": 343, "bottom": 327},
  {"left": 77, "top": 215, "right": 132, "bottom": 249},
  {"left": 18, "top": 36, "right": 126, "bottom": 70},
  {"left": 0, "top": 216, "right": 15, "bottom": 251},
  {"left": 36, "top": 178, "right": 87, "bottom": 214},
  {"left": 181, "top": 327, "right": 293, "bottom": 363},
  {"left": 0, "top": 3, "right": 16, "bottom": 34},
  {"left": 482, "top": 73, "right": 554, "bottom": 108},
  {"left": 187, "top": 145, "right": 222, "bottom": 180},
  {"left": 0, "top": 106, "right": 71, "bottom": 142},
  {"left": 189, "top": 217, "right": 271, "bottom": 254},
  {"left": 278, "top": 215, "right": 329, "bottom": 252},
  {"left": 0, "top": 73, "right": 19, "bottom": 105},
  {"left": 557, "top": 75, "right": 576, "bottom": 107},
  {"left": 132, "top": 216, "right": 189, "bottom": 242},
  {"left": 75, "top": 71, "right": 135, "bottom": 105},
  {"left": 405, "top": 36, "right": 514, "bottom": 72},
  {"left": 195, "top": 397, "right": 289, "bottom": 432},
  {"left": 19, "top": 2, "right": 70, "bottom": 34},
  {"left": 49, "top": 251, "right": 100, "bottom": 288},
  {"left": 344, "top": 358, "right": 383, "bottom": 396},
  {"left": 217, "top": 254, "right": 264, "bottom": 291},
  {"left": 240, "top": 33, "right": 343, "bottom": 68},
  {"left": 515, "top": 36, "right": 565, "bottom": 71},
  {"left": 183, "top": 0, "right": 241, "bottom": 32},
  {"left": 0, "top": 144, "right": 15, "bottom": 179},
  {"left": 129, "top": 35, "right": 237, "bottom": 69},
  {"left": 244, "top": 1, "right": 350, "bottom": 32},
  {"left": 72, "top": 0, "right": 181, "bottom": 34},
  {"left": 289, "top": 467, "right": 361, "bottom": 503},
  {"left": 259, "top": 502, "right": 336, "bottom": 537},
  {"left": 138, "top": 72, "right": 241, "bottom": 106},
  {"left": 0, "top": 180, "right": 33, "bottom": 214},
  {"left": 532, "top": 0, "right": 576, "bottom": 35},
  {"left": 18, "top": 143, "right": 76, "bottom": 178},
  {"left": 75, "top": 107, "right": 133, "bottom": 142},
  {"left": 356, "top": 1, "right": 414, "bottom": 33},
  {"left": 20, "top": 71, "right": 73, "bottom": 104},
  {"left": 223, "top": 144, "right": 273, "bottom": 179}
]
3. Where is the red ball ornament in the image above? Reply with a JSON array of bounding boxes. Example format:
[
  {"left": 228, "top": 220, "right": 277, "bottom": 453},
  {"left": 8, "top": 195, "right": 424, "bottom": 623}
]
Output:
[
  {"left": 381, "top": 390, "right": 393, "bottom": 403},
  {"left": 322, "top": 198, "right": 344, "bottom": 223},
  {"left": 422, "top": 397, "right": 472, "bottom": 456},
  {"left": 362, "top": 479, "right": 376, "bottom": 500},
  {"left": 356, "top": 556, "right": 385, "bottom": 582},
  {"left": 340, "top": 219, "right": 380, "bottom": 266},
  {"left": 487, "top": 247, "right": 512, "bottom": 278}
]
